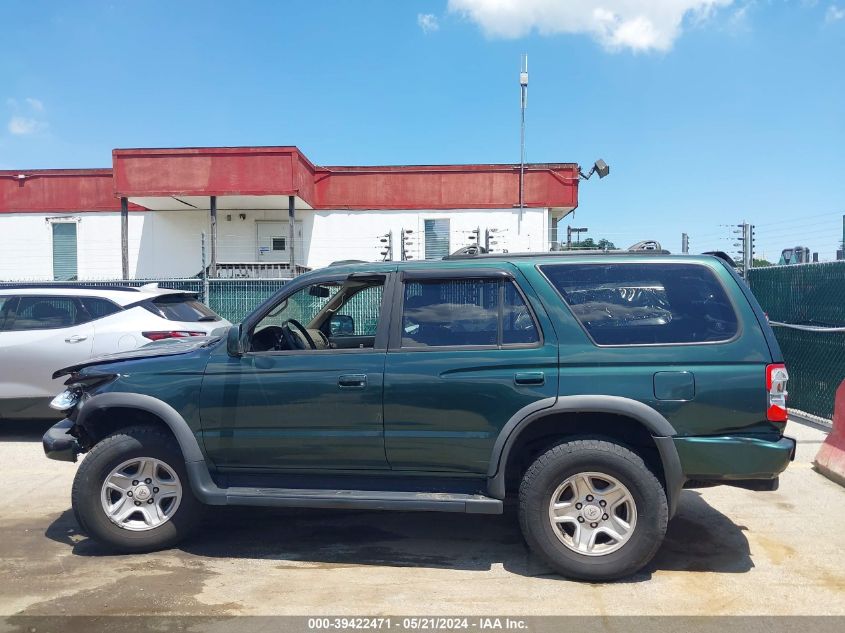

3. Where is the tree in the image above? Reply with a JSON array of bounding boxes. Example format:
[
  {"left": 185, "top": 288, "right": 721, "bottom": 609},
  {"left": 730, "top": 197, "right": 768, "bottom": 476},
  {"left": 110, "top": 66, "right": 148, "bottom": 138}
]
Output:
[
  {"left": 752, "top": 258, "right": 771, "bottom": 268},
  {"left": 573, "top": 237, "right": 616, "bottom": 250}
]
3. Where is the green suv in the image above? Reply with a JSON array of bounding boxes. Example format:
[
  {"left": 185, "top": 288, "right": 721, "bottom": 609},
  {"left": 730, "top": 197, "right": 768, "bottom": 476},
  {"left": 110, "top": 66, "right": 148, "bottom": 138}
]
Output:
[{"left": 43, "top": 252, "right": 794, "bottom": 580}]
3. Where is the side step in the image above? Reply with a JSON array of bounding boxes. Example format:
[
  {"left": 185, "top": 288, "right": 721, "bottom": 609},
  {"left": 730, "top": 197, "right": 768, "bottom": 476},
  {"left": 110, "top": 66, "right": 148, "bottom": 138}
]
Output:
[
  {"left": 225, "top": 487, "right": 503, "bottom": 514},
  {"left": 186, "top": 461, "right": 504, "bottom": 514}
]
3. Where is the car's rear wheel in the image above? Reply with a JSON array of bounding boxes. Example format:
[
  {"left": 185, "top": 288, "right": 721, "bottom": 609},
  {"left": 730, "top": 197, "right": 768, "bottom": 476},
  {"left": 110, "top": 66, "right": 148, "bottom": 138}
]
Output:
[
  {"left": 518, "top": 439, "right": 668, "bottom": 581},
  {"left": 72, "top": 425, "right": 203, "bottom": 552}
]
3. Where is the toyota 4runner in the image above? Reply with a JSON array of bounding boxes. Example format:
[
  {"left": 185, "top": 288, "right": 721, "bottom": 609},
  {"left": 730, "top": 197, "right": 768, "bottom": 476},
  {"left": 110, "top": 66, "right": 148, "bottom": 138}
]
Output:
[{"left": 43, "top": 252, "right": 794, "bottom": 580}]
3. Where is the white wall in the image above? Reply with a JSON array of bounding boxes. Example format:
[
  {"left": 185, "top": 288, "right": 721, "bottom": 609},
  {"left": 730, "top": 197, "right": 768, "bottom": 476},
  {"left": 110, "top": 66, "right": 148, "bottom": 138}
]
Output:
[
  {"left": 0, "top": 207, "right": 551, "bottom": 281},
  {"left": 301, "top": 207, "right": 549, "bottom": 269}
]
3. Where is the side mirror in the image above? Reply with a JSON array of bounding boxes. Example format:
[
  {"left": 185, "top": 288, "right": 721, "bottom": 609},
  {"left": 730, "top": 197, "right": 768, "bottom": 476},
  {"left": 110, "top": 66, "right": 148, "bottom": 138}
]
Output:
[
  {"left": 227, "top": 323, "right": 244, "bottom": 356},
  {"left": 329, "top": 314, "right": 354, "bottom": 336}
]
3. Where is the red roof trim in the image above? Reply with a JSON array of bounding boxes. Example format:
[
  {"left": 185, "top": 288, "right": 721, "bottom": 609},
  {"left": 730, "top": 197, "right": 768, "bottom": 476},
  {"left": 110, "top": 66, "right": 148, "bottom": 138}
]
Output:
[{"left": 1, "top": 146, "right": 579, "bottom": 213}]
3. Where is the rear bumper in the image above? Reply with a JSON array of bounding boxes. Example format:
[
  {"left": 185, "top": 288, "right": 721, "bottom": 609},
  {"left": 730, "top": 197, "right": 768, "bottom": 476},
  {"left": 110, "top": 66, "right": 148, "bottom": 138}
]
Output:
[
  {"left": 675, "top": 434, "right": 796, "bottom": 483},
  {"left": 42, "top": 418, "right": 81, "bottom": 462}
]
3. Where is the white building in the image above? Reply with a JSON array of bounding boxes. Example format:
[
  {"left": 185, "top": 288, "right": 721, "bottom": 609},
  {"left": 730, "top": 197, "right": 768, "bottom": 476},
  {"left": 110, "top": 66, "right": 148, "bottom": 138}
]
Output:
[{"left": 0, "top": 147, "right": 581, "bottom": 281}]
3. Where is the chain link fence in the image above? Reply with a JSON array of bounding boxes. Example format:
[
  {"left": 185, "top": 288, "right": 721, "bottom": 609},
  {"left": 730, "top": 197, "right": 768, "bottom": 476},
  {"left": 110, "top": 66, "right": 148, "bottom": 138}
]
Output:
[
  {"left": 748, "top": 261, "right": 845, "bottom": 421},
  {"left": 7, "top": 262, "right": 844, "bottom": 421},
  {"left": 0, "top": 278, "right": 288, "bottom": 324}
]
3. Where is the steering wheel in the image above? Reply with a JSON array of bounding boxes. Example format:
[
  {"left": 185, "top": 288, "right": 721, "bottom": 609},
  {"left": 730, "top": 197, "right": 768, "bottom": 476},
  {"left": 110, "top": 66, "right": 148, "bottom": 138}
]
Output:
[{"left": 281, "top": 318, "right": 317, "bottom": 350}]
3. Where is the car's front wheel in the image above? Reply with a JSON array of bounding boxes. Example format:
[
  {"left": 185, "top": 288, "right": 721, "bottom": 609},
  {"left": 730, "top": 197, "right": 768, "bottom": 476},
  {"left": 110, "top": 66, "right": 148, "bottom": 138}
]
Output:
[
  {"left": 72, "top": 425, "right": 203, "bottom": 552},
  {"left": 518, "top": 439, "right": 668, "bottom": 581}
]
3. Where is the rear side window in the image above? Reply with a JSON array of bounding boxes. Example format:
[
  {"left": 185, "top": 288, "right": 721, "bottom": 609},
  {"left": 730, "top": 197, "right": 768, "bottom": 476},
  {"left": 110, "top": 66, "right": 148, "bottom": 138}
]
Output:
[
  {"left": 144, "top": 295, "right": 220, "bottom": 322},
  {"left": 7, "top": 296, "right": 83, "bottom": 331},
  {"left": 401, "top": 278, "right": 539, "bottom": 348},
  {"left": 541, "top": 263, "right": 738, "bottom": 346}
]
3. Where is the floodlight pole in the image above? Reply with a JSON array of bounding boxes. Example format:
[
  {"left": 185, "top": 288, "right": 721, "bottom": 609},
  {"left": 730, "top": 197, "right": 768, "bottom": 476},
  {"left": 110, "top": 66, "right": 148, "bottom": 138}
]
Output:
[{"left": 519, "top": 55, "right": 528, "bottom": 227}]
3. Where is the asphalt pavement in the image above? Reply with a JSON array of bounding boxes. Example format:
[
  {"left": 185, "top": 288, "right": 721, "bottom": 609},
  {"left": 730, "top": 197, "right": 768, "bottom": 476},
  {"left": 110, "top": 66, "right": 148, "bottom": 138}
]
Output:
[{"left": 0, "top": 419, "right": 842, "bottom": 617}]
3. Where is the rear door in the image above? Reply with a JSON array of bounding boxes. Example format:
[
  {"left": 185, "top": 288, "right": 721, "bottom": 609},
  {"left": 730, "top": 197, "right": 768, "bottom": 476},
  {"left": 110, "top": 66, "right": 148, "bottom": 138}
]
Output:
[
  {"left": 382, "top": 266, "right": 559, "bottom": 474},
  {"left": 538, "top": 259, "right": 773, "bottom": 437},
  {"left": 0, "top": 295, "right": 94, "bottom": 403}
]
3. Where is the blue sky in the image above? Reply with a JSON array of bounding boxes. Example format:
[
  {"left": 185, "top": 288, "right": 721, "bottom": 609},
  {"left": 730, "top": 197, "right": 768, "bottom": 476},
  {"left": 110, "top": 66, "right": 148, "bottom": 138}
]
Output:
[{"left": 1, "top": 0, "right": 843, "bottom": 260}]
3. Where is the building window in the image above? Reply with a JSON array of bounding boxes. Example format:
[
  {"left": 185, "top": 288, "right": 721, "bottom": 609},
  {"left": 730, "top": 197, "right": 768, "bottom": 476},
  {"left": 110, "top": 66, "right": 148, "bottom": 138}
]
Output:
[
  {"left": 272, "top": 237, "right": 286, "bottom": 251},
  {"left": 52, "top": 222, "right": 78, "bottom": 281},
  {"left": 424, "top": 219, "right": 450, "bottom": 260}
]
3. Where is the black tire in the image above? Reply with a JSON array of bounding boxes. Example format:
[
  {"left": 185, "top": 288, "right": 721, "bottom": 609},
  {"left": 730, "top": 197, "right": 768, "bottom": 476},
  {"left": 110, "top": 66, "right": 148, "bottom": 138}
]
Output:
[
  {"left": 72, "top": 425, "right": 203, "bottom": 552},
  {"left": 518, "top": 439, "right": 668, "bottom": 581}
]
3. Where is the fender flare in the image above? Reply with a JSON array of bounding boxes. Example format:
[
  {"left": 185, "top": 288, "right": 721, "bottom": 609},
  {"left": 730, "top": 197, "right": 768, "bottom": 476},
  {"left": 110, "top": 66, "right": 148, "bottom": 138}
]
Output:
[
  {"left": 486, "top": 395, "right": 684, "bottom": 517},
  {"left": 76, "top": 392, "right": 206, "bottom": 465},
  {"left": 76, "top": 392, "right": 228, "bottom": 504}
]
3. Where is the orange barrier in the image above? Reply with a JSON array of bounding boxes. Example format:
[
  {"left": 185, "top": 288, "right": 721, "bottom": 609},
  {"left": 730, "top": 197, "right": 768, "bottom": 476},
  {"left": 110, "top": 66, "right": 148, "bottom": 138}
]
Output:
[{"left": 814, "top": 380, "right": 845, "bottom": 487}]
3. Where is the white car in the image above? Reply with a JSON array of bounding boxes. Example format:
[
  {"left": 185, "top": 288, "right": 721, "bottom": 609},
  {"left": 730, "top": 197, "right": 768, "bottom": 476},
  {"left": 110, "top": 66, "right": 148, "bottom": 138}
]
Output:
[{"left": 0, "top": 285, "right": 230, "bottom": 419}]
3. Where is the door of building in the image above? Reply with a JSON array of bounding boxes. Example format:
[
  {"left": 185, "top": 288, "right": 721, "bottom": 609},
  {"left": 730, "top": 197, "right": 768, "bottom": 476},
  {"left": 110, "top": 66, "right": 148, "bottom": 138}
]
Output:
[{"left": 256, "top": 221, "right": 302, "bottom": 263}]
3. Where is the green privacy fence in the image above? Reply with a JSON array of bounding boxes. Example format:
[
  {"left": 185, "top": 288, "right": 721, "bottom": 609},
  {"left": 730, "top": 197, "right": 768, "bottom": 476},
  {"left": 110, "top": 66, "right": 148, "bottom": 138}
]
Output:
[{"left": 747, "top": 261, "right": 845, "bottom": 421}]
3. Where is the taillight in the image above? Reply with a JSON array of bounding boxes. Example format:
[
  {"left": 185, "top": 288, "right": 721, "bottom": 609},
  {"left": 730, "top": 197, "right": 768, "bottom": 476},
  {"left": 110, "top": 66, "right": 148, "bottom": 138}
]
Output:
[
  {"left": 142, "top": 331, "right": 206, "bottom": 341},
  {"left": 766, "top": 363, "right": 789, "bottom": 422}
]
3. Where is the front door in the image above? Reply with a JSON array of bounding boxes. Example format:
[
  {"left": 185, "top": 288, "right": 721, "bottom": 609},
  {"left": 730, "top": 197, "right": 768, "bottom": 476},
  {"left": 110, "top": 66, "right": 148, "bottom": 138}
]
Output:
[
  {"left": 0, "top": 295, "right": 94, "bottom": 411},
  {"left": 199, "top": 273, "right": 392, "bottom": 471},
  {"left": 256, "top": 221, "right": 302, "bottom": 263},
  {"left": 383, "top": 268, "right": 559, "bottom": 474}
]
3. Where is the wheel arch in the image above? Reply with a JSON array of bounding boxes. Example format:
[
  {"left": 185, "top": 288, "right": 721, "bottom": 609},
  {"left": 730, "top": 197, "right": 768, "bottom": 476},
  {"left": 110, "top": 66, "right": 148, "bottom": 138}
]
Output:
[
  {"left": 76, "top": 392, "right": 205, "bottom": 464},
  {"left": 487, "top": 395, "right": 684, "bottom": 516}
]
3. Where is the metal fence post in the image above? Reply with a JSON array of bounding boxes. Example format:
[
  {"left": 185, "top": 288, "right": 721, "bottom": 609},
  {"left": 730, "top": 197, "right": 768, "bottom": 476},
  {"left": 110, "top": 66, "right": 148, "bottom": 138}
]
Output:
[{"left": 201, "top": 232, "right": 210, "bottom": 305}]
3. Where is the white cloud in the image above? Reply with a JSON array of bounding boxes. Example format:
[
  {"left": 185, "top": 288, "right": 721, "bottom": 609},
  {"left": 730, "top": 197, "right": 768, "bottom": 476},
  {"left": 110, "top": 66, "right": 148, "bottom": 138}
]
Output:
[
  {"left": 448, "top": 0, "right": 734, "bottom": 52},
  {"left": 417, "top": 13, "right": 440, "bottom": 34},
  {"left": 826, "top": 4, "right": 845, "bottom": 22},
  {"left": 8, "top": 116, "right": 47, "bottom": 135},
  {"left": 25, "top": 97, "right": 44, "bottom": 112},
  {"left": 5, "top": 97, "right": 48, "bottom": 135},
  {"left": 727, "top": 0, "right": 755, "bottom": 31}
]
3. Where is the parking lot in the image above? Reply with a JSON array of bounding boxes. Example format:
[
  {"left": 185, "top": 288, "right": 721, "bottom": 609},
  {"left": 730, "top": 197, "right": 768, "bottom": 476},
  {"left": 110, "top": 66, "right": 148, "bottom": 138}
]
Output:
[{"left": 0, "top": 419, "right": 843, "bottom": 618}]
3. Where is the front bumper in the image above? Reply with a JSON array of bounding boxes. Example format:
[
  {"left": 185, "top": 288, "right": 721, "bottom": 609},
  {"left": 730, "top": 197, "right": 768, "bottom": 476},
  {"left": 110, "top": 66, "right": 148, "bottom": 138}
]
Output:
[
  {"left": 42, "top": 418, "right": 81, "bottom": 462},
  {"left": 675, "top": 434, "right": 796, "bottom": 483}
]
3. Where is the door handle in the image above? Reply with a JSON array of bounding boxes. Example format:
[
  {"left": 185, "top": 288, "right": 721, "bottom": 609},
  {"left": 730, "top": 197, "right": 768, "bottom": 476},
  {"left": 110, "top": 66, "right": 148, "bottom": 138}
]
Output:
[
  {"left": 64, "top": 335, "right": 88, "bottom": 344},
  {"left": 338, "top": 374, "right": 367, "bottom": 388},
  {"left": 514, "top": 371, "right": 545, "bottom": 386}
]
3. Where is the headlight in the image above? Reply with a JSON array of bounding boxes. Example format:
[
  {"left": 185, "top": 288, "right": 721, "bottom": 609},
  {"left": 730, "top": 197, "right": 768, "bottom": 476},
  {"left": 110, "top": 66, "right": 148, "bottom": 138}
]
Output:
[{"left": 50, "top": 389, "right": 80, "bottom": 412}]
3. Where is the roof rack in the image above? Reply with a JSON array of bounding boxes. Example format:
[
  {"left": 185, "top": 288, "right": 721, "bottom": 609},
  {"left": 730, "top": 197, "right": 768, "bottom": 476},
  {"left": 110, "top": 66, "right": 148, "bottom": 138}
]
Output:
[
  {"left": 444, "top": 248, "right": 671, "bottom": 260},
  {"left": 444, "top": 239, "right": 673, "bottom": 260}
]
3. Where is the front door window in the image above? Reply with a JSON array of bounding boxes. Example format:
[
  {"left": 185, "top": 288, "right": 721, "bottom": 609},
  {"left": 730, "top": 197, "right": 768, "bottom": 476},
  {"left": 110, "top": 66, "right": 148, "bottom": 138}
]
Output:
[{"left": 250, "top": 277, "right": 385, "bottom": 352}]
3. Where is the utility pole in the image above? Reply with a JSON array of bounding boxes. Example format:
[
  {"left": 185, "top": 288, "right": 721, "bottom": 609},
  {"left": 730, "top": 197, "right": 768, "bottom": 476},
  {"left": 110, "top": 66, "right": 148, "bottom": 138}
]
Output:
[
  {"left": 400, "top": 228, "right": 414, "bottom": 261},
  {"left": 733, "top": 221, "right": 754, "bottom": 278},
  {"left": 518, "top": 54, "right": 528, "bottom": 227},
  {"left": 469, "top": 226, "right": 481, "bottom": 252},
  {"left": 681, "top": 233, "right": 689, "bottom": 254},
  {"left": 839, "top": 214, "right": 845, "bottom": 260},
  {"left": 379, "top": 231, "right": 393, "bottom": 262},
  {"left": 748, "top": 224, "right": 755, "bottom": 270},
  {"left": 287, "top": 195, "right": 297, "bottom": 277},
  {"left": 567, "top": 225, "right": 588, "bottom": 249}
]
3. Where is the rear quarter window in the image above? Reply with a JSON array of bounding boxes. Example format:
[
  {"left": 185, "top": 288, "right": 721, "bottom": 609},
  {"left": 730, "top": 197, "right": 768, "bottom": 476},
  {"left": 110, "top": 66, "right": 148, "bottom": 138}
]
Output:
[
  {"left": 540, "top": 262, "right": 739, "bottom": 346},
  {"left": 81, "top": 297, "right": 123, "bottom": 320}
]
